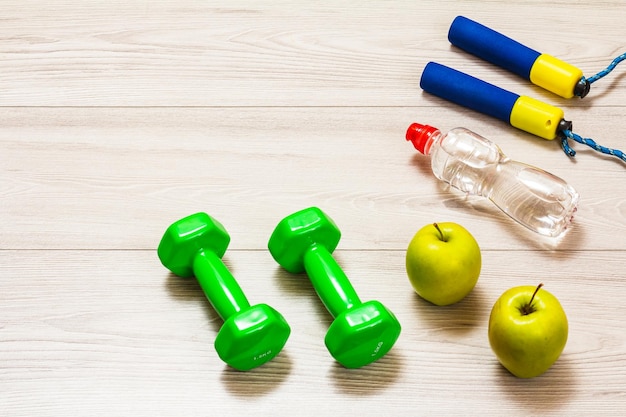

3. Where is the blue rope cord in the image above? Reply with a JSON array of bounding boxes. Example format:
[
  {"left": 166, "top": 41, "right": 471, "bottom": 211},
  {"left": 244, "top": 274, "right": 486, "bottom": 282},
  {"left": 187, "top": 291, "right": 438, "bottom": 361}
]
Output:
[
  {"left": 560, "top": 129, "right": 626, "bottom": 163},
  {"left": 562, "top": 53, "right": 626, "bottom": 160},
  {"left": 582, "top": 52, "right": 626, "bottom": 85}
]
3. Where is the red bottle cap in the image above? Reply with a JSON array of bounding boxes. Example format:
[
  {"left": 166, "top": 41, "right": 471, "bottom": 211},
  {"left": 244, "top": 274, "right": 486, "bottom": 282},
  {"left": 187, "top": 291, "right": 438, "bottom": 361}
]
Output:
[{"left": 406, "top": 123, "right": 439, "bottom": 154}]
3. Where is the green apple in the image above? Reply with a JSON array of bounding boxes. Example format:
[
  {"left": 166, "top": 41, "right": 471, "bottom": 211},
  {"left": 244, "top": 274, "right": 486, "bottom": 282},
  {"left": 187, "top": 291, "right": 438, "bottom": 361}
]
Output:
[
  {"left": 405, "top": 222, "right": 481, "bottom": 306},
  {"left": 488, "top": 284, "right": 568, "bottom": 378}
]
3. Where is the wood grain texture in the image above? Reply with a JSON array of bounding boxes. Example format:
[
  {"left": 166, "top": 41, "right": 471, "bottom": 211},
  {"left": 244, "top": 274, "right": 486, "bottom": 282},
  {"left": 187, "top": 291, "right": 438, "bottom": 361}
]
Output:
[
  {"left": 1, "top": 1, "right": 626, "bottom": 416},
  {"left": 0, "top": 107, "right": 626, "bottom": 251},
  {"left": 2, "top": 250, "right": 626, "bottom": 416},
  {"left": 0, "top": 1, "right": 624, "bottom": 106},
  {"left": 2, "top": 106, "right": 626, "bottom": 251}
]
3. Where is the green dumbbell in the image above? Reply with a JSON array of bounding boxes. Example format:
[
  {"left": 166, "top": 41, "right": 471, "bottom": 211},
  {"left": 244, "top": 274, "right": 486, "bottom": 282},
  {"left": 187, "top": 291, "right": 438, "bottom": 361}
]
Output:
[
  {"left": 158, "top": 212, "right": 291, "bottom": 371},
  {"left": 268, "top": 207, "right": 401, "bottom": 368}
]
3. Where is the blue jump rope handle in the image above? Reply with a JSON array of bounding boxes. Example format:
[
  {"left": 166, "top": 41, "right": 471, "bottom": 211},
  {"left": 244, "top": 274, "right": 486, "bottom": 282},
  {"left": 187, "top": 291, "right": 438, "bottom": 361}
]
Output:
[
  {"left": 420, "top": 62, "right": 565, "bottom": 140},
  {"left": 420, "top": 62, "right": 518, "bottom": 123},
  {"left": 448, "top": 15, "right": 540, "bottom": 80}
]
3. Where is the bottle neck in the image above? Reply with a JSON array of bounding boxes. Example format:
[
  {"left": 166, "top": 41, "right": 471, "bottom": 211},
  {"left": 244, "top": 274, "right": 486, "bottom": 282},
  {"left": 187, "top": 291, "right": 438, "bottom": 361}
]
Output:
[{"left": 422, "top": 130, "right": 441, "bottom": 155}]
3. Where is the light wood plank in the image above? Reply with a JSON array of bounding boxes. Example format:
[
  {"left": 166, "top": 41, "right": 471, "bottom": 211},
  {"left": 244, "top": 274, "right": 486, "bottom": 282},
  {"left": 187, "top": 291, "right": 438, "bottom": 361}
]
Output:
[
  {"left": 2, "top": 106, "right": 625, "bottom": 251},
  {"left": 0, "top": 1, "right": 624, "bottom": 106},
  {"left": 1, "top": 250, "right": 625, "bottom": 416}
]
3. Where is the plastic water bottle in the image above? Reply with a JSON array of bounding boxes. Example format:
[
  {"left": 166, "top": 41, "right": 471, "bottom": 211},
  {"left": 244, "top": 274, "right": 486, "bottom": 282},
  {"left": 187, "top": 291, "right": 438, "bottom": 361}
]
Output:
[{"left": 405, "top": 123, "right": 579, "bottom": 238}]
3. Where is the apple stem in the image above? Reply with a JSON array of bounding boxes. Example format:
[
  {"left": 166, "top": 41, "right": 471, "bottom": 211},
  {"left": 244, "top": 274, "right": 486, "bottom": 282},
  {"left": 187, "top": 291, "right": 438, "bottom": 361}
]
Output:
[
  {"left": 521, "top": 283, "right": 544, "bottom": 315},
  {"left": 433, "top": 223, "right": 447, "bottom": 242}
]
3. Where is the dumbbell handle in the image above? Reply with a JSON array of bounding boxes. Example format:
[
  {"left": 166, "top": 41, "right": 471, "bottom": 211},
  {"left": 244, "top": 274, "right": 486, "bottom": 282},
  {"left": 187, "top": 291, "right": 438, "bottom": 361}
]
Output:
[
  {"left": 192, "top": 249, "right": 251, "bottom": 321},
  {"left": 303, "top": 244, "right": 362, "bottom": 318}
]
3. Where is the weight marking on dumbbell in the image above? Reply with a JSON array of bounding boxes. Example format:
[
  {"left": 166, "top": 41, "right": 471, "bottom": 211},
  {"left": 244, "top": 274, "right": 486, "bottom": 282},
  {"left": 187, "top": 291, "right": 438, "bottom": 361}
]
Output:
[
  {"left": 253, "top": 349, "right": 272, "bottom": 362},
  {"left": 371, "top": 341, "right": 384, "bottom": 357}
]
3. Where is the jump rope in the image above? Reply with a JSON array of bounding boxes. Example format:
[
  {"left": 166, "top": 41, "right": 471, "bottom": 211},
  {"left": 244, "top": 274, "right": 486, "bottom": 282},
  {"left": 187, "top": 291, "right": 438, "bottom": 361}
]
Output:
[{"left": 421, "top": 16, "right": 626, "bottom": 163}]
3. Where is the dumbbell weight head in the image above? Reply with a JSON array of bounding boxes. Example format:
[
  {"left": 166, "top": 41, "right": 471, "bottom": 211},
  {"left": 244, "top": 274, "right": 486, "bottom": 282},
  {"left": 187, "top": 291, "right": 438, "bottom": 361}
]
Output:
[
  {"left": 158, "top": 212, "right": 230, "bottom": 278},
  {"left": 158, "top": 212, "right": 291, "bottom": 371},
  {"left": 215, "top": 303, "right": 291, "bottom": 371},
  {"left": 269, "top": 207, "right": 401, "bottom": 368},
  {"left": 326, "top": 300, "right": 400, "bottom": 369},
  {"left": 268, "top": 206, "right": 341, "bottom": 274}
]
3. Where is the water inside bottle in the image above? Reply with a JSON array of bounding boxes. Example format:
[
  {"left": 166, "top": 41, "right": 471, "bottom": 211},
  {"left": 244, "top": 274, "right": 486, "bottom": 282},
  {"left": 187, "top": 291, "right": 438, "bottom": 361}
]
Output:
[
  {"left": 487, "top": 164, "right": 579, "bottom": 237},
  {"left": 429, "top": 127, "right": 579, "bottom": 237}
]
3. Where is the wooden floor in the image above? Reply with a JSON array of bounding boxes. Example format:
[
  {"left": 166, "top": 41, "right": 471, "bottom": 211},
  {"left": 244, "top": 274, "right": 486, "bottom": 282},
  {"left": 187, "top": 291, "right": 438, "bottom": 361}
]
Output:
[{"left": 2, "top": 2, "right": 626, "bottom": 416}]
